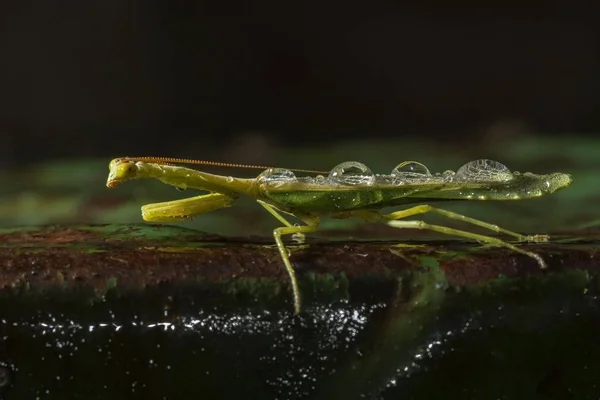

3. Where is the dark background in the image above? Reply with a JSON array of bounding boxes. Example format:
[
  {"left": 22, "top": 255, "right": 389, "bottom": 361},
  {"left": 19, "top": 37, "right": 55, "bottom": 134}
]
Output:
[{"left": 1, "top": 2, "right": 599, "bottom": 168}]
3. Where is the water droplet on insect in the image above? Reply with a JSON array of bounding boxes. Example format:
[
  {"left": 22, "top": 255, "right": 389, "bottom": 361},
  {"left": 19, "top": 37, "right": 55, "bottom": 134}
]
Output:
[
  {"left": 257, "top": 168, "right": 297, "bottom": 183},
  {"left": 226, "top": 176, "right": 234, "bottom": 183},
  {"left": 314, "top": 175, "right": 325, "bottom": 183},
  {"left": 455, "top": 159, "right": 513, "bottom": 182},
  {"left": 441, "top": 170, "right": 455, "bottom": 182},
  {"left": 328, "top": 161, "right": 375, "bottom": 185},
  {"left": 391, "top": 161, "right": 431, "bottom": 177}
]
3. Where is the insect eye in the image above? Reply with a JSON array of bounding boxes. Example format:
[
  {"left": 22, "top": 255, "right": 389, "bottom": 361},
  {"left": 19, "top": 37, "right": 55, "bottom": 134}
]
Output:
[
  {"left": 114, "top": 161, "right": 139, "bottom": 178},
  {"left": 122, "top": 162, "right": 140, "bottom": 175}
]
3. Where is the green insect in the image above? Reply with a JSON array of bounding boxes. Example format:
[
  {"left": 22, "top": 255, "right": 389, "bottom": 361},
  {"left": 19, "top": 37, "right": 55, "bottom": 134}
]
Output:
[{"left": 106, "top": 156, "right": 572, "bottom": 314}]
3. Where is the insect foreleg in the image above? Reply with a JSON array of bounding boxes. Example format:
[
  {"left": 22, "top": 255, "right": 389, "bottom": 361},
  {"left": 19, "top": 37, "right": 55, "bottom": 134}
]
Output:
[
  {"left": 141, "top": 193, "right": 237, "bottom": 222},
  {"left": 383, "top": 205, "right": 548, "bottom": 243}
]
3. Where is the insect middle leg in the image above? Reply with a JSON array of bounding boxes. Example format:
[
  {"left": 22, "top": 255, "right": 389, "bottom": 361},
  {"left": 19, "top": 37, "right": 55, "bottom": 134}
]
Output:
[
  {"left": 384, "top": 204, "right": 548, "bottom": 243},
  {"left": 257, "top": 200, "right": 307, "bottom": 243},
  {"left": 257, "top": 200, "right": 320, "bottom": 314}
]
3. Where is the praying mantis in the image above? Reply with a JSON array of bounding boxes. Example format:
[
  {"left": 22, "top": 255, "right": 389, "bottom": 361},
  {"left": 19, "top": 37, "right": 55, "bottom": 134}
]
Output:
[{"left": 106, "top": 157, "right": 573, "bottom": 314}]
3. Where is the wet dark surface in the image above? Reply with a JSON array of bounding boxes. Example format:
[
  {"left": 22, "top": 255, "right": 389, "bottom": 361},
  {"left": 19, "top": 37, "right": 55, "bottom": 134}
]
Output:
[
  {"left": 1, "top": 140, "right": 599, "bottom": 398},
  {"left": 0, "top": 224, "right": 598, "bottom": 292},
  {"left": 1, "top": 225, "right": 599, "bottom": 399}
]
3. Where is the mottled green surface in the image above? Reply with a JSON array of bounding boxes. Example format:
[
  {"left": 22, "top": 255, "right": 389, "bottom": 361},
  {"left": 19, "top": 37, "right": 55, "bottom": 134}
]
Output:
[{"left": 1, "top": 136, "right": 600, "bottom": 398}]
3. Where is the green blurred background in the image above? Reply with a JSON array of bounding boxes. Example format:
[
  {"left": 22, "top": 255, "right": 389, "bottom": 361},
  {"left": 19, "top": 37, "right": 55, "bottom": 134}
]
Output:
[
  {"left": 0, "top": 3, "right": 599, "bottom": 235},
  {"left": 0, "top": 136, "right": 596, "bottom": 238}
]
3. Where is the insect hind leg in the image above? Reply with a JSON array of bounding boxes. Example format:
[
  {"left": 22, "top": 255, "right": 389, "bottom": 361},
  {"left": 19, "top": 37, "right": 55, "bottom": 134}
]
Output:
[
  {"left": 386, "top": 219, "right": 547, "bottom": 269},
  {"left": 384, "top": 204, "right": 548, "bottom": 243}
]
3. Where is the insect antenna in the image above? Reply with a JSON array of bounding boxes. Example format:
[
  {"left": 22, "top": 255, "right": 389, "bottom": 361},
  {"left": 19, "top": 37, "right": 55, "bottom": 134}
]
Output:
[{"left": 117, "top": 156, "right": 327, "bottom": 175}]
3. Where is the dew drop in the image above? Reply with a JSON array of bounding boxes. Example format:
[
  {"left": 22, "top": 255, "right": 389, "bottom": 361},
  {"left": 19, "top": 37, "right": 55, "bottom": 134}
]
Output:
[
  {"left": 257, "top": 168, "right": 297, "bottom": 183},
  {"left": 328, "top": 161, "right": 375, "bottom": 185},
  {"left": 455, "top": 159, "right": 513, "bottom": 182},
  {"left": 391, "top": 161, "right": 431, "bottom": 177},
  {"left": 442, "top": 170, "right": 456, "bottom": 182}
]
